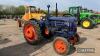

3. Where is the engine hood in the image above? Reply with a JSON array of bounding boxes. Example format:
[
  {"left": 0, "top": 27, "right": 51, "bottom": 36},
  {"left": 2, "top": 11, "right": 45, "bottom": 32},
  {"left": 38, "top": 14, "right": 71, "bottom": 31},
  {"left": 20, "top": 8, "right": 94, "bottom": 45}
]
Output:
[{"left": 48, "top": 16, "right": 77, "bottom": 22}]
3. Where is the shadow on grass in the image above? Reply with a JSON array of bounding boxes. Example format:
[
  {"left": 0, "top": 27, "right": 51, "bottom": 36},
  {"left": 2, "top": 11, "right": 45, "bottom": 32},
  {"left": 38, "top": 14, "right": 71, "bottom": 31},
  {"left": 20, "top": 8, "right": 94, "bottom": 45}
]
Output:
[{"left": 0, "top": 39, "right": 52, "bottom": 56}]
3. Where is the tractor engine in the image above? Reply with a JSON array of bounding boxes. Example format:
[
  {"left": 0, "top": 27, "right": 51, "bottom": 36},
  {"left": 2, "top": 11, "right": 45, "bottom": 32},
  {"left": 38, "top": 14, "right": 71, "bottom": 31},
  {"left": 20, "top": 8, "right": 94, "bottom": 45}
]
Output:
[{"left": 46, "top": 16, "right": 77, "bottom": 38}]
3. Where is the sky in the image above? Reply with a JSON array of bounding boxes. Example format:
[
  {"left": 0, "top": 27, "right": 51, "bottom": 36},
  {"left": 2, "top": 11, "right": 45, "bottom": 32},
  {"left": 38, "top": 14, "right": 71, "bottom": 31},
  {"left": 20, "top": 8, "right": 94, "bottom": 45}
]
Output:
[{"left": 0, "top": 0, "right": 100, "bottom": 11}]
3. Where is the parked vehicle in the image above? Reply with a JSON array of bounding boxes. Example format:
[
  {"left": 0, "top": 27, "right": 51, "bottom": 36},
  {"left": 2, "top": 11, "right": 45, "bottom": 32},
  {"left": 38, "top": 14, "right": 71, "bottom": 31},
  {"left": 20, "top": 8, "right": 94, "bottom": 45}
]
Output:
[{"left": 22, "top": 3, "right": 80, "bottom": 55}]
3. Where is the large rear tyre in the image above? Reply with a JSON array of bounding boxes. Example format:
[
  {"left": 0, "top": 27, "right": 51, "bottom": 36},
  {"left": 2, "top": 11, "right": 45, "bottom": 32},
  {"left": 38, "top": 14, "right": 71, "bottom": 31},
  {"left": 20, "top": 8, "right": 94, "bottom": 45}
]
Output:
[
  {"left": 23, "top": 20, "right": 42, "bottom": 45},
  {"left": 81, "top": 19, "right": 94, "bottom": 29},
  {"left": 53, "top": 37, "right": 70, "bottom": 55}
]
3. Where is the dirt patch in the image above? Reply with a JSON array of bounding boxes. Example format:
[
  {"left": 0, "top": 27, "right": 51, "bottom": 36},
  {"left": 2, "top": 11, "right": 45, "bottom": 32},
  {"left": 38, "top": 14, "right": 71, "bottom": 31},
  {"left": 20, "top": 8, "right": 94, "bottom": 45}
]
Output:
[
  {"left": 0, "top": 34, "right": 3, "bottom": 38},
  {"left": 0, "top": 24, "right": 6, "bottom": 25},
  {"left": 96, "top": 38, "right": 100, "bottom": 40},
  {"left": 0, "top": 38, "right": 11, "bottom": 44}
]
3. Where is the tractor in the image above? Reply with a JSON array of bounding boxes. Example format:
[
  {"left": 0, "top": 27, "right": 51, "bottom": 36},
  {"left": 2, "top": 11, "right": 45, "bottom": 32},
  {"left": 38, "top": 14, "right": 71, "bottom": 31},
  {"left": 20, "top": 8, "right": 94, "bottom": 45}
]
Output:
[
  {"left": 93, "top": 13, "right": 100, "bottom": 24},
  {"left": 23, "top": 3, "right": 80, "bottom": 55},
  {"left": 17, "top": 6, "right": 45, "bottom": 27},
  {"left": 67, "top": 6, "right": 100, "bottom": 29}
]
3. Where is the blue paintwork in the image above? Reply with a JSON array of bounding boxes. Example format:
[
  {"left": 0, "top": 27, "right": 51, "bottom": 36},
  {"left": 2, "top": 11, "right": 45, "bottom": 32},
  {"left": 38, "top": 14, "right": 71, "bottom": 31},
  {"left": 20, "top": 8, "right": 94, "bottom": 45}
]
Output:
[
  {"left": 48, "top": 17, "right": 77, "bottom": 22},
  {"left": 39, "top": 16, "right": 77, "bottom": 38},
  {"left": 38, "top": 4, "right": 77, "bottom": 39}
]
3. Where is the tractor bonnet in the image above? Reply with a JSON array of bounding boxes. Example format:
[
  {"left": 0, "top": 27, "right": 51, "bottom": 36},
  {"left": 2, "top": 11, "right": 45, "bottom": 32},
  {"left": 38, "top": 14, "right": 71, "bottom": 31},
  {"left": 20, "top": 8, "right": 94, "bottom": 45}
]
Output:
[{"left": 48, "top": 17, "right": 77, "bottom": 22}]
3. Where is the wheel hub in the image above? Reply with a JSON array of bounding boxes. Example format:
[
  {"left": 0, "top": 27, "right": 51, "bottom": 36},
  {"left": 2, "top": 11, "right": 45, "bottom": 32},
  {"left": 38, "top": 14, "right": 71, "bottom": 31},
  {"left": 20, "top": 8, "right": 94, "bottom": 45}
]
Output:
[
  {"left": 83, "top": 21, "right": 90, "bottom": 27},
  {"left": 24, "top": 24, "right": 37, "bottom": 41}
]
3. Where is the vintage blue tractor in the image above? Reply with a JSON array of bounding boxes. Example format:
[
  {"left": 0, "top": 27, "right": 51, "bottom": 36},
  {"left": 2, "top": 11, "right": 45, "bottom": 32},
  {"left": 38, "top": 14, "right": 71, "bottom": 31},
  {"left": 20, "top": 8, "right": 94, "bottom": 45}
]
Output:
[{"left": 23, "top": 3, "right": 80, "bottom": 55}]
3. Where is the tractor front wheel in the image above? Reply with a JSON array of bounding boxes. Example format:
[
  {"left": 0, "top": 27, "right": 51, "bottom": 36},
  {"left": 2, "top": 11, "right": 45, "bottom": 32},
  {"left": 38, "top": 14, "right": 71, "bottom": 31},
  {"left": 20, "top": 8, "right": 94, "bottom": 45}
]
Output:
[
  {"left": 53, "top": 37, "right": 70, "bottom": 55},
  {"left": 23, "top": 20, "right": 42, "bottom": 45},
  {"left": 69, "top": 33, "right": 80, "bottom": 45}
]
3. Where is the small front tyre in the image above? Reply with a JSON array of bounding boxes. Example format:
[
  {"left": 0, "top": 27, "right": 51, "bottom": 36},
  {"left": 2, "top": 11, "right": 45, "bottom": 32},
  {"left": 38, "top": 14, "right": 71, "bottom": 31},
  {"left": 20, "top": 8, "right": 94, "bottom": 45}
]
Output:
[
  {"left": 53, "top": 37, "right": 70, "bottom": 55},
  {"left": 69, "top": 33, "right": 80, "bottom": 45}
]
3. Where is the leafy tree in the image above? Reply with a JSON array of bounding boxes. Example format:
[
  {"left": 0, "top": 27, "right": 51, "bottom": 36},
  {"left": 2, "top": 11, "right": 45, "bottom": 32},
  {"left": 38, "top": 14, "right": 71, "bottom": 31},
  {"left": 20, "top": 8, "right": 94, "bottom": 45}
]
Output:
[{"left": 16, "top": 5, "right": 25, "bottom": 15}]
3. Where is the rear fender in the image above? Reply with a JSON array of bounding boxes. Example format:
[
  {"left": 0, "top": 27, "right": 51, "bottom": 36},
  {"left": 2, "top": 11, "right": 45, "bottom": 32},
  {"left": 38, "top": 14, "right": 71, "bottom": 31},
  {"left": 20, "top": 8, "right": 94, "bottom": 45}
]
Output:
[{"left": 88, "top": 18, "right": 97, "bottom": 25}]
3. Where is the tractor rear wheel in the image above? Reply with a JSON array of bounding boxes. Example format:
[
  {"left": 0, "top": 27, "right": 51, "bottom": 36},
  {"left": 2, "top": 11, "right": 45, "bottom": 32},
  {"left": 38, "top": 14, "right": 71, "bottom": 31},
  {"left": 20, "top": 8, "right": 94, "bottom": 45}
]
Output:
[
  {"left": 81, "top": 19, "right": 94, "bottom": 29},
  {"left": 53, "top": 37, "right": 70, "bottom": 55},
  {"left": 23, "top": 20, "right": 42, "bottom": 45}
]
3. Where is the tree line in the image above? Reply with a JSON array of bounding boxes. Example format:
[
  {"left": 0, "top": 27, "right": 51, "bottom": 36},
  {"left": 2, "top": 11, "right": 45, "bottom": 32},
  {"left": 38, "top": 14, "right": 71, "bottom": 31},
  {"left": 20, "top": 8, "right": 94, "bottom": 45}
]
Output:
[
  {"left": 0, "top": 5, "right": 68, "bottom": 19},
  {"left": 0, "top": 5, "right": 25, "bottom": 19}
]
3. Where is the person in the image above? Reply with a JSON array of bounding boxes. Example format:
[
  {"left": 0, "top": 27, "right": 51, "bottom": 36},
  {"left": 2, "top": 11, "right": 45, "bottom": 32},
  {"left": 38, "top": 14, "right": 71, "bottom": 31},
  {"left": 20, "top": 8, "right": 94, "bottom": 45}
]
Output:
[{"left": 17, "top": 16, "right": 22, "bottom": 27}]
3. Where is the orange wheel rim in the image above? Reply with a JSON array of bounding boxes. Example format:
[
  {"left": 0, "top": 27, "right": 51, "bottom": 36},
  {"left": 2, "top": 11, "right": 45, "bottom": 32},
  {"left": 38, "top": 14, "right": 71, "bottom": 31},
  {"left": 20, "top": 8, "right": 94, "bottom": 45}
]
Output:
[
  {"left": 54, "top": 39, "right": 67, "bottom": 54},
  {"left": 44, "top": 28, "right": 49, "bottom": 35},
  {"left": 24, "top": 24, "right": 37, "bottom": 41}
]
